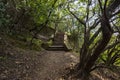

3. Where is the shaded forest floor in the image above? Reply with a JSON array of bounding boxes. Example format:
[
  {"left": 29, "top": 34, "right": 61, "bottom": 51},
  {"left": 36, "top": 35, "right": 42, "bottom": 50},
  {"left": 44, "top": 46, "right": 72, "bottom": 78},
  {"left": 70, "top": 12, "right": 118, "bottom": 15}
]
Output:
[
  {"left": 0, "top": 36, "right": 120, "bottom": 80},
  {"left": 0, "top": 46, "right": 78, "bottom": 80}
]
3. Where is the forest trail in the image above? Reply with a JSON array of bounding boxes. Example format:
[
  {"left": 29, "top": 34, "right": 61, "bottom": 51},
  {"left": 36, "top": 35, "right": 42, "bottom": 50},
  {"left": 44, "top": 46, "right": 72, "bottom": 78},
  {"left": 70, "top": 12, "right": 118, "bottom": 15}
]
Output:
[
  {"left": 1, "top": 46, "right": 119, "bottom": 80},
  {"left": 33, "top": 51, "right": 78, "bottom": 80},
  {"left": 0, "top": 47, "right": 78, "bottom": 80}
]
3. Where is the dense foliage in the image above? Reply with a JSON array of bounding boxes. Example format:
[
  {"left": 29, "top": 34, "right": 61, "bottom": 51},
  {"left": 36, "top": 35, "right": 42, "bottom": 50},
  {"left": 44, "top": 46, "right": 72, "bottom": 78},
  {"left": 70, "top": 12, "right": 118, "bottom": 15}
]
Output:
[{"left": 0, "top": 0, "right": 120, "bottom": 79}]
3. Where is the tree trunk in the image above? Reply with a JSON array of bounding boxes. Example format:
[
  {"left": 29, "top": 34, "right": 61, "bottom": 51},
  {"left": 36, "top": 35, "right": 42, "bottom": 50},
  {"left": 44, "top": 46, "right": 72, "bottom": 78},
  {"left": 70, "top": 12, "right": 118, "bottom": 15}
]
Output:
[{"left": 76, "top": 16, "right": 113, "bottom": 79}]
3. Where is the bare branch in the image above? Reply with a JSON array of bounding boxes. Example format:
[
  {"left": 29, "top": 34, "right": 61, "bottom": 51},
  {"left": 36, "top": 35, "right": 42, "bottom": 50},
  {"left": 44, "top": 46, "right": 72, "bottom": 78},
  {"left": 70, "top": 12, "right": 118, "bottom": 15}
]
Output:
[
  {"left": 112, "top": 22, "right": 120, "bottom": 34},
  {"left": 89, "top": 27, "right": 101, "bottom": 45},
  {"left": 90, "top": 19, "right": 100, "bottom": 30},
  {"left": 110, "top": 16, "right": 120, "bottom": 22},
  {"left": 86, "top": 0, "right": 91, "bottom": 22},
  {"left": 104, "top": 41, "right": 120, "bottom": 51},
  {"left": 67, "top": 5, "right": 86, "bottom": 26},
  {"left": 98, "top": 0, "right": 103, "bottom": 13},
  {"left": 108, "top": 0, "right": 120, "bottom": 13},
  {"left": 104, "top": 0, "right": 108, "bottom": 9},
  {"left": 103, "top": 0, "right": 109, "bottom": 19},
  {"left": 112, "top": 9, "right": 120, "bottom": 17}
]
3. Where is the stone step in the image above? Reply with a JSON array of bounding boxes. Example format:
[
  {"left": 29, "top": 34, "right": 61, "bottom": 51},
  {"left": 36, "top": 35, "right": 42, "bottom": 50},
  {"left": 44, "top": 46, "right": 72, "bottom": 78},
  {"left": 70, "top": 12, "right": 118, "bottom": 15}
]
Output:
[
  {"left": 46, "top": 45, "right": 68, "bottom": 51},
  {"left": 49, "top": 45, "right": 64, "bottom": 48}
]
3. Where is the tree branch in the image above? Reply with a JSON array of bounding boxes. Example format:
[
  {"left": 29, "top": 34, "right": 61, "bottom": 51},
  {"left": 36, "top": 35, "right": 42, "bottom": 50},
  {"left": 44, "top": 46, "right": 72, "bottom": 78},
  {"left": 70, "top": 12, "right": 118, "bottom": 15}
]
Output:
[
  {"left": 67, "top": 5, "right": 86, "bottom": 26},
  {"left": 89, "top": 27, "right": 101, "bottom": 45},
  {"left": 108, "top": 0, "right": 120, "bottom": 13},
  {"left": 112, "top": 9, "right": 120, "bottom": 17},
  {"left": 104, "top": 41, "right": 120, "bottom": 51}
]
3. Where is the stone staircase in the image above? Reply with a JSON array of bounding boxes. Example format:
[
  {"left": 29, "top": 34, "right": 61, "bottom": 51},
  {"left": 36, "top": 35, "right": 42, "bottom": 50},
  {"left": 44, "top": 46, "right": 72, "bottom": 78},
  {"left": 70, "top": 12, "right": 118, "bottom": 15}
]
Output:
[{"left": 42, "top": 32, "right": 70, "bottom": 51}]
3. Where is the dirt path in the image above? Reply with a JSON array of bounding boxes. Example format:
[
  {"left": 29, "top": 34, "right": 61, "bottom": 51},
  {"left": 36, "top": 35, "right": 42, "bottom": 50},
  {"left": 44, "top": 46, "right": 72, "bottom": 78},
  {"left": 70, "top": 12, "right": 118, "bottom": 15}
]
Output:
[
  {"left": 1, "top": 47, "right": 120, "bottom": 80},
  {"left": 33, "top": 51, "right": 78, "bottom": 80},
  {"left": 0, "top": 47, "right": 78, "bottom": 80}
]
